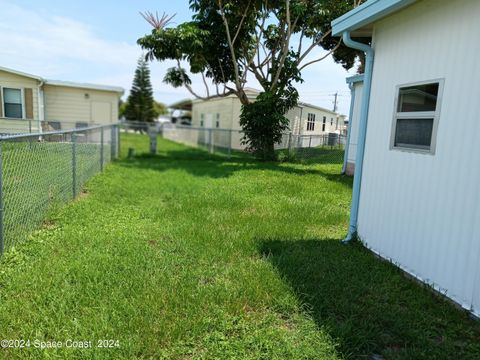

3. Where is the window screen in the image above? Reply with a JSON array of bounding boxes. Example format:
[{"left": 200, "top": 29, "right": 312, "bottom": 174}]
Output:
[
  {"left": 394, "top": 118, "right": 434, "bottom": 149},
  {"left": 3, "top": 88, "right": 23, "bottom": 118}
]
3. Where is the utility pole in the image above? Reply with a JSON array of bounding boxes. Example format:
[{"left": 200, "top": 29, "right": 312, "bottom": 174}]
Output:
[{"left": 332, "top": 92, "right": 338, "bottom": 113}]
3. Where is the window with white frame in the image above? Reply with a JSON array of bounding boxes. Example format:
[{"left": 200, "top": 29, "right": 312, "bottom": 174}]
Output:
[
  {"left": 216, "top": 113, "right": 220, "bottom": 128},
  {"left": 200, "top": 113, "right": 204, "bottom": 127},
  {"left": 391, "top": 80, "right": 443, "bottom": 153},
  {"left": 322, "top": 116, "right": 326, "bottom": 131},
  {"left": 306, "top": 113, "right": 315, "bottom": 131},
  {"left": 3, "top": 88, "right": 23, "bottom": 119}
]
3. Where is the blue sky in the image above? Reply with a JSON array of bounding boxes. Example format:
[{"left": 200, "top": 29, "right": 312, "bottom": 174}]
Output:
[{"left": 0, "top": 0, "right": 355, "bottom": 115}]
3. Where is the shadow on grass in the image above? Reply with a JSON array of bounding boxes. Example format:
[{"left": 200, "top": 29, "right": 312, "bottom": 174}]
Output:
[
  {"left": 117, "top": 152, "right": 352, "bottom": 189},
  {"left": 259, "top": 238, "right": 480, "bottom": 359}
]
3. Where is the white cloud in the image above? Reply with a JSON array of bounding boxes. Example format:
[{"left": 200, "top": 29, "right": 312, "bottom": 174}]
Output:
[
  {"left": 0, "top": 1, "right": 354, "bottom": 114},
  {"left": 0, "top": 3, "right": 139, "bottom": 76}
]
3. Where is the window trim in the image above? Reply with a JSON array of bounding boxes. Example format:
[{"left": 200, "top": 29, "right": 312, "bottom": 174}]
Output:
[
  {"left": 1, "top": 87, "right": 25, "bottom": 120},
  {"left": 389, "top": 79, "right": 444, "bottom": 155}
]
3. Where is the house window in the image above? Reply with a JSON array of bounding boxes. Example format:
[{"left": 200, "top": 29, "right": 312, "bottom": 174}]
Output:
[
  {"left": 3, "top": 88, "right": 23, "bottom": 118},
  {"left": 306, "top": 113, "right": 315, "bottom": 131},
  {"left": 391, "top": 80, "right": 443, "bottom": 153},
  {"left": 330, "top": 118, "right": 333, "bottom": 126},
  {"left": 200, "top": 114, "right": 204, "bottom": 127},
  {"left": 322, "top": 116, "right": 326, "bottom": 132},
  {"left": 216, "top": 113, "right": 220, "bottom": 128}
]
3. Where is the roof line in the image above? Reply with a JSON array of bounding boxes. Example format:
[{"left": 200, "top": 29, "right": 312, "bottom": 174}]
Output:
[
  {"left": 0, "top": 65, "right": 43, "bottom": 81},
  {"left": 0, "top": 65, "right": 124, "bottom": 94},
  {"left": 45, "top": 80, "right": 124, "bottom": 94},
  {"left": 331, "top": 0, "right": 417, "bottom": 36}
]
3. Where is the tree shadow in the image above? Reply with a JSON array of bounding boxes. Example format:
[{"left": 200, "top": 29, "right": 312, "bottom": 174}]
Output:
[
  {"left": 117, "top": 151, "right": 353, "bottom": 189},
  {"left": 259, "top": 238, "right": 480, "bottom": 359}
]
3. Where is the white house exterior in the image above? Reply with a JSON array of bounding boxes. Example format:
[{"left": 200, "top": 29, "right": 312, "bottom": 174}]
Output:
[
  {"left": 343, "top": 75, "right": 364, "bottom": 175},
  {"left": 333, "top": 0, "right": 480, "bottom": 317},
  {"left": 0, "top": 66, "right": 123, "bottom": 133},
  {"left": 191, "top": 88, "right": 344, "bottom": 149}
]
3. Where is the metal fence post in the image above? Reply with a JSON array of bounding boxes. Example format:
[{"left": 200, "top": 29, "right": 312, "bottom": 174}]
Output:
[
  {"left": 208, "top": 129, "right": 213, "bottom": 154},
  {"left": 0, "top": 142, "right": 4, "bottom": 255},
  {"left": 287, "top": 132, "right": 293, "bottom": 156},
  {"left": 149, "top": 129, "right": 157, "bottom": 155},
  {"left": 72, "top": 132, "right": 77, "bottom": 199},
  {"left": 228, "top": 130, "right": 232, "bottom": 159},
  {"left": 100, "top": 126, "right": 104, "bottom": 171},
  {"left": 110, "top": 125, "right": 116, "bottom": 160},
  {"left": 117, "top": 124, "right": 121, "bottom": 158}
]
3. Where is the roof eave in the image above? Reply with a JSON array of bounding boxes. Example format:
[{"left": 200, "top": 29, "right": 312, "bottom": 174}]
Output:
[
  {"left": 331, "top": 0, "right": 417, "bottom": 36},
  {"left": 45, "top": 80, "right": 124, "bottom": 94},
  {"left": 346, "top": 74, "right": 365, "bottom": 84},
  {"left": 0, "top": 65, "right": 43, "bottom": 82}
]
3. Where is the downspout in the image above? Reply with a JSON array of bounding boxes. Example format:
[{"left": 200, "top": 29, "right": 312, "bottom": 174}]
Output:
[
  {"left": 342, "top": 31, "right": 374, "bottom": 243},
  {"left": 342, "top": 82, "right": 356, "bottom": 174}
]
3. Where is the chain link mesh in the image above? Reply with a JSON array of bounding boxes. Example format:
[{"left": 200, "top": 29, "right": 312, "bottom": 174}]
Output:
[
  {"left": 0, "top": 125, "right": 118, "bottom": 252},
  {"left": 121, "top": 122, "right": 346, "bottom": 164}
]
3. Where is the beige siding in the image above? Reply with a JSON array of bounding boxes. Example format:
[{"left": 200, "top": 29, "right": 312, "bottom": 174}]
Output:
[
  {"left": 0, "top": 70, "right": 40, "bottom": 124},
  {"left": 44, "top": 85, "right": 119, "bottom": 125},
  {"left": 192, "top": 97, "right": 236, "bottom": 129}
]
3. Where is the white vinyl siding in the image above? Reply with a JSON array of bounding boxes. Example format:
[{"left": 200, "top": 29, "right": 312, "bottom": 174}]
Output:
[{"left": 356, "top": 0, "right": 480, "bottom": 316}]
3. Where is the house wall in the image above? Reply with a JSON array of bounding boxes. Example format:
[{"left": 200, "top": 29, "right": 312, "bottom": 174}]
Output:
[
  {"left": 191, "top": 96, "right": 341, "bottom": 150},
  {"left": 0, "top": 70, "right": 41, "bottom": 133},
  {"left": 44, "top": 85, "right": 120, "bottom": 127},
  {"left": 357, "top": 0, "right": 480, "bottom": 315},
  {"left": 299, "top": 107, "right": 340, "bottom": 136},
  {"left": 346, "top": 81, "right": 364, "bottom": 175}
]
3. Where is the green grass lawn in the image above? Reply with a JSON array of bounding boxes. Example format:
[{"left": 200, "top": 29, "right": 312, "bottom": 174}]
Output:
[{"left": 0, "top": 133, "right": 479, "bottom": 359}]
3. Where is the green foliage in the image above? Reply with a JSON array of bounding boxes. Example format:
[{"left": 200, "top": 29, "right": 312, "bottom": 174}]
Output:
[
  {"left": 124, "top": 57, "right": 157, "bottom": 122},
  {"left": 120, "top": 100, "right": 167, "bottom": 119},
  {"left": 137, "top": 0, "right": 361, "bottom": 159},
  {"left": 240, "top": 92, "right": 293, "bottom": 161}
]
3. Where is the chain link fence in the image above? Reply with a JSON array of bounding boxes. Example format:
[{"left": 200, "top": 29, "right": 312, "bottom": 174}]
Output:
[
  {"left": 0, "top": 124, "right": 119, "bottom": 253},
  {"left": 121, "top": 121, "right": 346, "bottom": 164}
]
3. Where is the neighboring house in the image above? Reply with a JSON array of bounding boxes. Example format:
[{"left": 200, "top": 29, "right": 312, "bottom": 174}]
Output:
[
  {"left": 332, "top": 0, "right": 480, "bottom": 317},
  {"left": 191, "top": 88, "right": 344, "bottom": 149},
  {"left": 0, "top": 66, "right": 123, "bottom": 133},
  {"left": 342, "top": 75, "right": 364, "bottom": 175}
]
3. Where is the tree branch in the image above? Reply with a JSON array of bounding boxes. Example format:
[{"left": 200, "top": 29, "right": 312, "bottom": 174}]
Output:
[
  {"left": 298, "top": 41, "right": 341, "bottom": 71},
  {"left": 201, "top": 71, "right": 210, "bottom": 98},
  {"left": 176, "top": 59, "right": 208, "bottom": 101},
  {"left": 270, "top": 0, "right": 300, "bottom": 91},
  {"left": 232, "top": 0, "right": 252, "bottom": 45},
  {"left": 297, "top": 28, "right": 332, "bottom": 65}
]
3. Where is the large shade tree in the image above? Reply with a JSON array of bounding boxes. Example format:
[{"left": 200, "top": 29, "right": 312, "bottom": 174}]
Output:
[{"left": 138, "top": 1, "right": 364, "bottom": 159}]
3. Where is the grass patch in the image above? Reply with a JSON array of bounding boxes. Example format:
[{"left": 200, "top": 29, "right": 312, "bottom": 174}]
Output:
[{"left": 0, "top": 133, "right": 479, "bottom": 359}]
